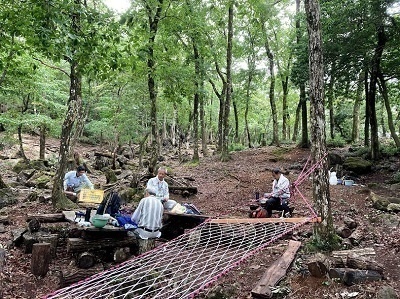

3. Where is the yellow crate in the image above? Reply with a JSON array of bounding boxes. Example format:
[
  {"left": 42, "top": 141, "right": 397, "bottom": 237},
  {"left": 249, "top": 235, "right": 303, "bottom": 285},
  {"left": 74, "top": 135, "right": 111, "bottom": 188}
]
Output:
[{"left": 78, "top": 189, "right": 104, "bottom": 204}]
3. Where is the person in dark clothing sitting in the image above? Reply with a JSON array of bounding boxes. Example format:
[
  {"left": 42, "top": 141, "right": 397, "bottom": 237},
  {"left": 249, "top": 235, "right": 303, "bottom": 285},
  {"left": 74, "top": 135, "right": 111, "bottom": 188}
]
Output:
[{"left": 262, "top": 168, "right": 292, "bottom": 217}]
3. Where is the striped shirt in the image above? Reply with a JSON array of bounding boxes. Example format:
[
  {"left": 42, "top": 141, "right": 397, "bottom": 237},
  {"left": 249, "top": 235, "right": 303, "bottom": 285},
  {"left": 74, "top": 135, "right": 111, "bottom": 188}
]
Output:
[{"left": 131, "top": 195, "right": 163, "bottom": 239}]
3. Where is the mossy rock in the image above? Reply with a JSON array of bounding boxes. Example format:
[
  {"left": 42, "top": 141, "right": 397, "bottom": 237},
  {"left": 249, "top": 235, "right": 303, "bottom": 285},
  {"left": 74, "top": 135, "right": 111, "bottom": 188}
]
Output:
[
  {"left": 12, "top": 160, "right": 31, "bottom": 173},
  {"left": 369, "top": 192, "right": 400, "bottom": 211},
  {"left": 119, "top": 187, "right": 139, "bottom": 203},
  {"left": 26, "top": 172, "right": 54, "bottom": 189},
  {"left": 343, "top": 157, "right": 372, "bottom": 174},
  {"left": 102, "top": 167, "right": 118, "bottom": 184},
  {"left": 387, "top": 203, "right": 400, "bottom": 212},
  {"left": 0, "top": 188, "right": 17, "bottom": 209}
]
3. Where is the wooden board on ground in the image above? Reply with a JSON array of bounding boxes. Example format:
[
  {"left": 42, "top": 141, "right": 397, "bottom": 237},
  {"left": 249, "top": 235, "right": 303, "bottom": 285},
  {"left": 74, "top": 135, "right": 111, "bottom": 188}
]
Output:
[
  {"left": 26, "top": 213, "right": 66, "bottom": 223},
  {"left": 251, "top": 240, "right": 302, "bottom": 299}
]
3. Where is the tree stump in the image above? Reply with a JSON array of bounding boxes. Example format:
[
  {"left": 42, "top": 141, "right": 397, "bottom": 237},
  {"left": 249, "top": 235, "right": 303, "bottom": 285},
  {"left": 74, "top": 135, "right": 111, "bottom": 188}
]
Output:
[
  {"left": 76, "top": 252, "right": 96, "bottom": 269},
  {"left": 343, "top": 216, "right": 357, "bottom": 229},
  {"left": 31, "top": 243, "right": 51, "bottom": 277},
  {"left": 336, "top": 225, "right": 352, "bottom": 238},
  {"left": 113, "top": 247, "right": 131, "bottom": 263},
  {"left": 137, "top": 238, "right": 155, "bottom": 255},
  {"left": 38, "top": 234, "right": 59, "bottom": 258},
  {"left": 307, "top": 253, "right": 330, "bottom": 278}
]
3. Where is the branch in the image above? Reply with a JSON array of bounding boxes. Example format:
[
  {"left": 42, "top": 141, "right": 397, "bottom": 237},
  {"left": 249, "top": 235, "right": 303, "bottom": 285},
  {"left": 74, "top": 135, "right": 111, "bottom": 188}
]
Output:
[{"left": 33, "top": 57, "right": 69, "bottom": 77}]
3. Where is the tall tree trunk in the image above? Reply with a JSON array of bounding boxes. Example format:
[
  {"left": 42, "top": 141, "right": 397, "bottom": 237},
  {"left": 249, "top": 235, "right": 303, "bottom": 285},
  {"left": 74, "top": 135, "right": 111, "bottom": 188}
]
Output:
[
  {"left": 300, "top": 83, "right": 309, "bottom": 147},
  {"left": 368, "top": 22, "right": 386, "bottom": 160},
  {"left": 171, "top": 103, "right": 177, "bottom": 146},
  {"left": 145, "top": 0, "right": 163, "bottom": 170},
  {"left": 221, "top": 3, "right": 234, "bottom": 160},
  {"left": 192, "top": 40, "right": 200, "bottom": 161},
  {"left": 305, "top": 0, "right": 336, "bottom": 248},
  {"left": 52, "top": 60, "right": 82, "bottom": 210},
  {"left": 326, "top": 71, "right": 335, "bottom": 140},
  {"left": 17, "top": 125, "right": 29, "bottom": 162},
  {"left": 378, "top": 72, "right": 400, "bottom": 147},
  {"left": 52, "top": 1, "right": 83, "bottom": 209},
  {"left": 281, "top": 75, "right": 290, "bottom": 140},
  {"left": 200, "top": 79, "right": 208, "bottom": 156},
  {"left": 263, "top": 25, "right": 279, "bottom": 146},
  {"left": 245, "top": 53, "right": 255, "bottom": 148},
  {"left": 39, "top": 124, "right": 46, "bottom": 160},
  {"left": 233, "top": 99, "right": 239, "bottom": 143},
  {"left": 364, "top": 70, "right": 370, "bottom": 147},
  {"left": 351, "top": 71, "right": 365, "bottom": 143}
]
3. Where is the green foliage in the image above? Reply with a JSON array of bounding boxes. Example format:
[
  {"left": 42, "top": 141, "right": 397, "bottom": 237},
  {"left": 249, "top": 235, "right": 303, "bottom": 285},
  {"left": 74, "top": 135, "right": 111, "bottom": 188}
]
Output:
[
  {"left": 229, "top": 143, "right": 246, "bottom": 152},
  {"left": 380, "top": 144, "right": 400, "bottom": 157},
  {"left": 305, "top": 233, "right": 341, "bottom": 253},
  {"left": 326, "top": 137, "right": 346, "bottom": 148}
]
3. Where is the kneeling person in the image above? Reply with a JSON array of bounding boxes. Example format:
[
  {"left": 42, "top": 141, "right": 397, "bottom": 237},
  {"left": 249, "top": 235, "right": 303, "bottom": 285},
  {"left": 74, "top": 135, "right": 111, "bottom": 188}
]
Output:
[
  {"left": 63, "top": 165, "right": 94, "bottom": 200},
  {"left": 131, "top": 187, "right": 164, "bottom": 239}
]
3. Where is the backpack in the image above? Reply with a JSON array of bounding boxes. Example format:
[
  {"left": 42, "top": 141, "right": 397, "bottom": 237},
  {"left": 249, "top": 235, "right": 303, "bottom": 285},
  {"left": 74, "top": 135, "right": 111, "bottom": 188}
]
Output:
[
  {"left": 97, "top": 191, "right": 121, "bottom": 217},
  {"left": 250, "top": 207, "right": 267, "bottom": 218}
]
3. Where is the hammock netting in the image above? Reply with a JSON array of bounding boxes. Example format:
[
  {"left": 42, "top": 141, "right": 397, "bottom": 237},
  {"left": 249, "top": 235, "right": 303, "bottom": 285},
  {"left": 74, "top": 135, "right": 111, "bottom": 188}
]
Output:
[
  {"left": 45, "top": 156, "right": 322, "bottom": 299},
  {"left": 45, "top": 217, "right": 315, "bottom": 299}
]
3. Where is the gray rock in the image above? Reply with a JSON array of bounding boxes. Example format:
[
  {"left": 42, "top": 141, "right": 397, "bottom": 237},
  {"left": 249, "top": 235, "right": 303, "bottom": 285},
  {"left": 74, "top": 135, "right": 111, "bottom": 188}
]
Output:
[{"left": 376, "top": 286, "right": 398, "bottom": 299}]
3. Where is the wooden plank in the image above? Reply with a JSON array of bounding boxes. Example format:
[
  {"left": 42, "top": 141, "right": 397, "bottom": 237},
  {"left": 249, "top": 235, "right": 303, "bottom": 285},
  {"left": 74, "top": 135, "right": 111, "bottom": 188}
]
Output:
[
  {"left": 164, "top": 212, "right": 211, "bottom": 219},
  {"left": 210, "top": 217, "right": 321, "bottom": 224},
  {"left": 67, "top": 237, "right": 137, "bottom": 253},
  {"left": 251, "top": 240, "right": 302, "bottom": 298},
  {"left": 26, "top": 213, "right": 66, "bottom": 223}
]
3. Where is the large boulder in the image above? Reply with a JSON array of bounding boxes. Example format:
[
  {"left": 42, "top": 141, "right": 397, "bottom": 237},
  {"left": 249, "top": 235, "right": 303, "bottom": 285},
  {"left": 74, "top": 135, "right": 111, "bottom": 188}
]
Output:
[
  {"left": 343, "top": 157, "right": 372, "bottom": 174},
  {"left": 26, "top": 172, "right": 54, "bottom": 189}
]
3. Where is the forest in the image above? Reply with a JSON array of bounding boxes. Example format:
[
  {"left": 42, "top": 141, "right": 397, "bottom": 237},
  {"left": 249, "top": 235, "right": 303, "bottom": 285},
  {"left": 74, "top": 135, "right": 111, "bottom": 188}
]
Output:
[{"left": 1, "top": 0, "right": 400, "bottom": 298}]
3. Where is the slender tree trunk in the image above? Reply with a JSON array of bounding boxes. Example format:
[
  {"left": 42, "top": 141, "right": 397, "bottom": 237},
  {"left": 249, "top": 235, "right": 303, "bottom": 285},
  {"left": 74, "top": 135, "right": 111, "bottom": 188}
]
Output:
[
  {"left": 300, "top": 84, "right": 309, "bottom": 147},
  {"left": 171, "top": 103, "right": 177, "bottom": 146},
  {"left": 351, "top": 71, "right": 365, "bottom": 143},
  {"left": 145, "top": 0, "right": 163, "bottom": 170},
  {"left": 233, "top": 99, "right": 239, "bottom": 143},
  {"left": 281, "top": 75, "right": 290, "bottom": 140},
  {"left": 192, "top": 40, "right": 200, "bottom": 161},
  {"left": 17, "top": 125, "right": 29, "bottom": 162},
  {"left": 364, "top": 70, "right": 370, "bottom": 147},
  {"left": 245, "top": 56, "right": 255, "bottom": 148},
  {"left": 326, "top": 71, "right": 335, "bottom": 140},
  {"left": 221, "top": 3, "right": 234, "bottom": 160},
  {"left": 263, "top": 26, "right": 279, "bottom": 146},
  {"left": 39, "top": 124, "right": 46, "bottom": 160},
  {"left": 200, "top": 79, "right": 208, "bottom": 156},
  {"left": 368, "top": 23, "right": 386, "bottom": 160},
  {"left": 305, "top": 0, "right": 336, "bottom": 248},
  {"left": 378, "top": 72, "right": 400, "bottom": 147},
  {"left": 52, "top": 1, "right": 83, "bottom": 209}
]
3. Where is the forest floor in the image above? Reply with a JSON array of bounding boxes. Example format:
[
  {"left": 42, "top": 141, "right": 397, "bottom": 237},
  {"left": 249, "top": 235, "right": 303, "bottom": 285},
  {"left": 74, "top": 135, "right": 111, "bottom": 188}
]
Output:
[{"left": 0, "top": 134, "right": 399, "bottom": 299}]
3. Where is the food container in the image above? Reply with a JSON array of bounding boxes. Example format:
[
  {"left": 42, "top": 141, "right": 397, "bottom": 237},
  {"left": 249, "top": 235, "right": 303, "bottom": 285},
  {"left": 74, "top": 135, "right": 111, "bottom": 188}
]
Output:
[
  {"left": 91, "top": 215, "right": 109, "bottom": 228},
  {"left": 344, "top": 180, "right": 354, "bottom": 186},
  {"left": 337, "top": 179, "right": 343, "bottom": 185}
]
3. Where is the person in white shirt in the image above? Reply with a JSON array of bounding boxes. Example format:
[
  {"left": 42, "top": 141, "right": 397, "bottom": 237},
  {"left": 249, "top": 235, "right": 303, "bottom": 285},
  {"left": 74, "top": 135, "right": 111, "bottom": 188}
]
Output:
[
  {"left": 146, "top": 167, "right": 177, "bottom": 210},
  {"left": 131, "top": 187, "right": 164, "bottom": 239},
  {"left": 63, "top": 165, "right": 94, "bottom": 200},
  {"left": 263, "top": 168, "right": 291, "bottom": 217}
]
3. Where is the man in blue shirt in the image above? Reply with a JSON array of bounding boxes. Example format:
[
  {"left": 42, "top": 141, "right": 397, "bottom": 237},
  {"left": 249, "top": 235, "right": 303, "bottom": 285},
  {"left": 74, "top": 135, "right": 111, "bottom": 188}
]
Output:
[{"left": 63, "top": 165, "right": 94, "bottom": 200}]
